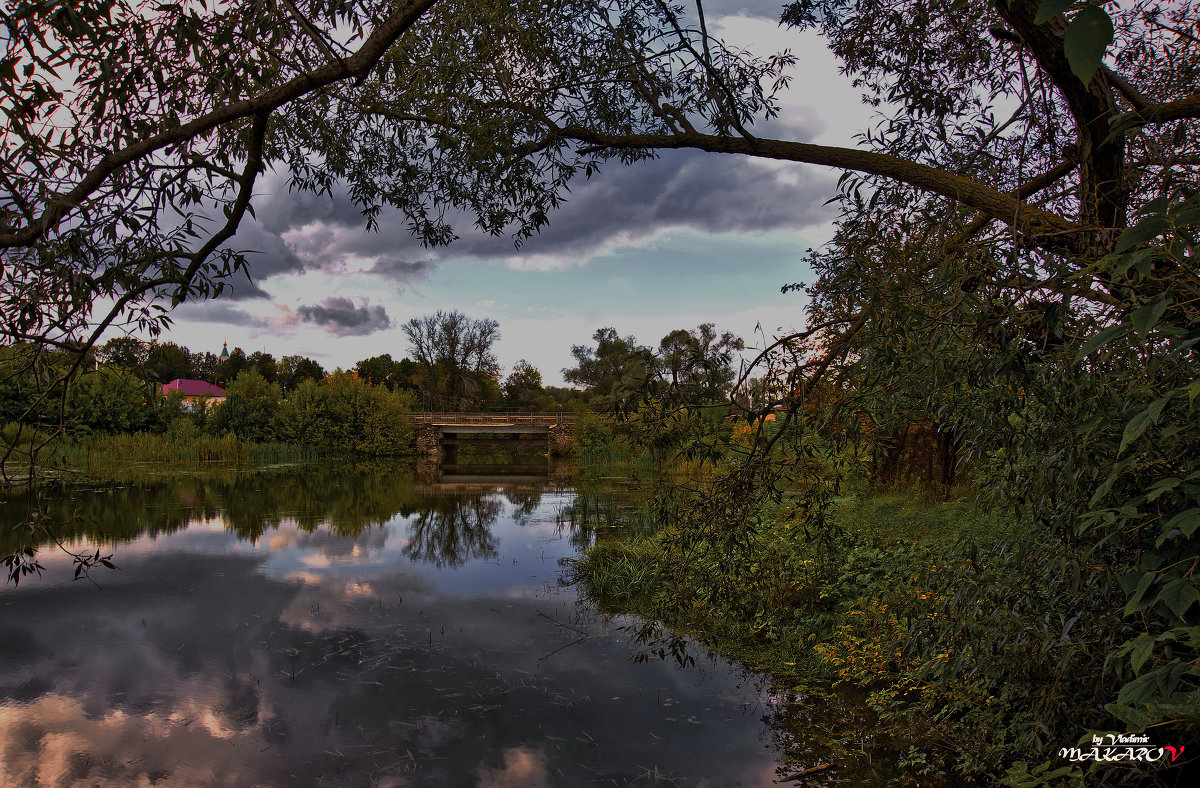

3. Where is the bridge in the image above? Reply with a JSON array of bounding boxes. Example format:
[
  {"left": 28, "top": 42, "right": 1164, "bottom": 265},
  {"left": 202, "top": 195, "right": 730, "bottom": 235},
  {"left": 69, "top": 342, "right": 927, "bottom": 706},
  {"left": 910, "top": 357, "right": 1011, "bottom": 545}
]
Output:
[
  {"left": 408, "top": 412, "right": 576, "bottom": 427},
  {"left": 409, "top": 412, "right": 577, "bottom": 462}
]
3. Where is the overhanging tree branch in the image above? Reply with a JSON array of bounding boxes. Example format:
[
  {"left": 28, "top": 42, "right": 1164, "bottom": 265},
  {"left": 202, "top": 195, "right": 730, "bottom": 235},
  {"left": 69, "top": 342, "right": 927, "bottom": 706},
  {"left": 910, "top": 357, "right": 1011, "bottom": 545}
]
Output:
[
  {"left": 173, "top": 110, "right": 270, "bottom": 304},
  {"left": 954, "top": 156, "right": 1080, "bottom": 244},
  {"left": 1112, "top": 93, "right": 1200, "bottom": 129},
  {"left": 0, "top": 0, "right": 439, "bottom": 250},
  {"left": 556, "top": 126, "right": 1081, "bottom": 247}
]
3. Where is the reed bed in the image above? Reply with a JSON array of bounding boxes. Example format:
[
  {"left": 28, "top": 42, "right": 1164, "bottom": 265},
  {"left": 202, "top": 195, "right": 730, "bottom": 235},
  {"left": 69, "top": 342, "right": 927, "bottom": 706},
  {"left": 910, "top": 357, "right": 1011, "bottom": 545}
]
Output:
[{"left": 31, "top": 432, "right": 321, "bottom": 480}]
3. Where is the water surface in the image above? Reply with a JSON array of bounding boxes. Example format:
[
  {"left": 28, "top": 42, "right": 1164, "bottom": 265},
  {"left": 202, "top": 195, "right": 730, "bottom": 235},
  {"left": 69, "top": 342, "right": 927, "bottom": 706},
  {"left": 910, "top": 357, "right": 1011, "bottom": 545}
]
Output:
[{"left": 0, "top": 465, "right": 834, "bottom": 787}]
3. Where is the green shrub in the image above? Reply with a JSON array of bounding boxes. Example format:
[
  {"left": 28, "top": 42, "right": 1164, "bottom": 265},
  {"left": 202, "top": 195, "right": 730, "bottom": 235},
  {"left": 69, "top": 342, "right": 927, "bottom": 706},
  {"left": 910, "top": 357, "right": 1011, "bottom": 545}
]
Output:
[
  {"left": 272, "top": 373, "right": 414, "bottom": 457},
  {"left": 573, "top": 406, "right": 613, "bottom": 455},
  {"left": 205, "top": 368, "right": 281, "bottom": 441}
]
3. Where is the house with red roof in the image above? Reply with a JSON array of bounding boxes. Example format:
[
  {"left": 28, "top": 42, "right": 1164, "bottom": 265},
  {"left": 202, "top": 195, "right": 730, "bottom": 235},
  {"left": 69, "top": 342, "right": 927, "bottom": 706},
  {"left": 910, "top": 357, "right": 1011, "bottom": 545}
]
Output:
[{"left": 162, "top": 379, "right": 226, "bottom": 410}]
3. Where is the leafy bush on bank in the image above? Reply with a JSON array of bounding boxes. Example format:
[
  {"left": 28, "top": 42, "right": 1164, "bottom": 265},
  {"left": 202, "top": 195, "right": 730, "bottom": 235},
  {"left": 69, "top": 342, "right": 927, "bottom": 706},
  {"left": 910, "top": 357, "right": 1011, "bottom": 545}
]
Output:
[
  {"left": 576, "top": 492, "right": 1154, "bottom": 786},
  {"left": 1, "top": 351, "right": 418, "bottom": 463},
  {"left": 269, "top": 371, "right": 415, "bottom": 456}
]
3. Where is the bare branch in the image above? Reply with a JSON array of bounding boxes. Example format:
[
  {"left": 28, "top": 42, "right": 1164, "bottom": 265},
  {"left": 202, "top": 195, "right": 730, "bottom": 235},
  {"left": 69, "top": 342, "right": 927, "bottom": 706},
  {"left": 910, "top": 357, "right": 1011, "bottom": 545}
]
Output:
[{"left": 556, "top": 126, "right": 1080, "bottom": 248}]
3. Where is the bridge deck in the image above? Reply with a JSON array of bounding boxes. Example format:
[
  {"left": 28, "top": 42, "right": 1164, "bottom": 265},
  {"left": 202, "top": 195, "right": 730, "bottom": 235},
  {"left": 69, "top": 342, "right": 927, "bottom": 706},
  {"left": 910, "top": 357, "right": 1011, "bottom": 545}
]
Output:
[{"left": 409, "top": 412, "right": 576, "bottom": 427}]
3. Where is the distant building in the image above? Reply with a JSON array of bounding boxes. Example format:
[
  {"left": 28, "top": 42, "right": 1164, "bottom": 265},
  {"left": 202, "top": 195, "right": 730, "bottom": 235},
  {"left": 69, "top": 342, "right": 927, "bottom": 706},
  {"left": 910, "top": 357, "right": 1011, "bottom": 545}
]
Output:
[{"left": 162, "top": 378, "right": 226, "bottom": 411}]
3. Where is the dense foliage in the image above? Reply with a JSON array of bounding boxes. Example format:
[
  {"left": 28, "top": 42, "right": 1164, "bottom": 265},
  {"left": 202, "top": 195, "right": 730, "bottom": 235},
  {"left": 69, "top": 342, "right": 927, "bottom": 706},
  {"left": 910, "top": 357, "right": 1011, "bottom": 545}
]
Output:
[
  {"left": 502, "top": 359, "right": 549, "bottom": 410},
  {"left": 0, "top": 345, "right": 418, "bottom": 475},
  {"left": 565, "top": 323, "right": 744, "bottom": 411},
  {"left": 271, "top": 371, "right": 416, "bottom": 456},
  {"left": 566, "top": 2, "right": 1200, "bottom": 785},
  {"left": 756, "top": 3, "right": 1200, "bottom": 776}
]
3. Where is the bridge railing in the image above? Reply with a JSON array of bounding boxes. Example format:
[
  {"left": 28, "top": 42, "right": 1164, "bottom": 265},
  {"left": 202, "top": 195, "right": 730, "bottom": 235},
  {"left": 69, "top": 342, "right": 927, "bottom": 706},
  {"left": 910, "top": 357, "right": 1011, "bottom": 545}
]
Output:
[{"left": 408, "top": 412, "right": 577, "bottom": 426}]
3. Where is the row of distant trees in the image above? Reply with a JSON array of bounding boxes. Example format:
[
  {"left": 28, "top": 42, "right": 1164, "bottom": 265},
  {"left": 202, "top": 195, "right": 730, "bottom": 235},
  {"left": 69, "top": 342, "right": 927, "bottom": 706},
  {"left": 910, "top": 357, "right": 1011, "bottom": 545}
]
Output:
[
  {"left": 91, "top": 310, "right": 581, "bottom": 413},
  {"left": 0, "top": 345, "right": 416, "bottom": 457},
  {"left": 2, "top": 316, "right": 749, "bottom": 466},
  {"left": 96, "top": 336, "right": 328, "bottom": 393},
  {"left": 2, "top": 313, "right": 749, "bottom": 447},
  {"left": 90, "top": 313, "right": 750, "bottom": 415}
]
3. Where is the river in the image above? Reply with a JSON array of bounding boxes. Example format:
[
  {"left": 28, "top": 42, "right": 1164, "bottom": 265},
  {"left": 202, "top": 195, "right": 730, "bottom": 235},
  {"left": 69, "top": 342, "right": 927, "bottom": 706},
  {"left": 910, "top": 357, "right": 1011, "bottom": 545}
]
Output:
[{"left": 0, "top": 463, "right": 843, "bottom": 787}]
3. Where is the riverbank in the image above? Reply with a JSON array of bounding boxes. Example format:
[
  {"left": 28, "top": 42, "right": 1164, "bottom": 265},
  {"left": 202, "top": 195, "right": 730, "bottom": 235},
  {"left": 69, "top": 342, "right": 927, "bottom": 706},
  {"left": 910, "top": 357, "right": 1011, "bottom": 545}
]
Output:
[
  {"left": 574, "top": 489, "right": 1139, "bottom": 786},
  {"left": 3, "top": 410, "right": 564, "bottom": 486},
  {"left": 1, "top": 432, "right": 322, "bottom": 486}
]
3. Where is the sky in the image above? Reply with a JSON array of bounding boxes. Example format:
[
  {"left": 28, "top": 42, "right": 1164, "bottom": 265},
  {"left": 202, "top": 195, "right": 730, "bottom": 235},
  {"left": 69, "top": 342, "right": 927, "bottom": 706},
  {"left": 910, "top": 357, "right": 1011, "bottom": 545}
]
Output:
[{"left": 158, "top": 3, "right": 877, "bottom": 387}]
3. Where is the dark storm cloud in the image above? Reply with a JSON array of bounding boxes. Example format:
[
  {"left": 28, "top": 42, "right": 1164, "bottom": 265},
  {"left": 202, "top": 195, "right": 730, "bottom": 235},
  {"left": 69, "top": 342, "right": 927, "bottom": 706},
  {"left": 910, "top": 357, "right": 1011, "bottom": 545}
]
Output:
[
  {"left": 210, "top": 172, "right": 376, "bottom": 293},
  {"left": 236, "top": 110, "right": 834, "bottom": 279},
  {"left": 253, "top": 172, "right": 369, "bottom": 235},
  {"left": 230, "top": 176, "right": 431, "bottom": 289},
  {"left": 220, "top": 277, "right": 272, "bottom": 300},
  {"left": 223, "top": 215, "right": 308, "bottom": 296},
  {"left": 450, "top": 147, "right": 838, "bottom": 261},
  {"left": 173, "top": 300, "right": 273, "bottom": 327},
  {"left": 313, "top": 143, "right": 836, "bottom": 267},
  {"left": 296, "top": 296, "right": 393, "bottom": 336},
  {"left": 189, "top": 192, "right": 314, "bottom": 299},
  {"left": 367, "top": 255, "right": 434, "bottom": 281}
]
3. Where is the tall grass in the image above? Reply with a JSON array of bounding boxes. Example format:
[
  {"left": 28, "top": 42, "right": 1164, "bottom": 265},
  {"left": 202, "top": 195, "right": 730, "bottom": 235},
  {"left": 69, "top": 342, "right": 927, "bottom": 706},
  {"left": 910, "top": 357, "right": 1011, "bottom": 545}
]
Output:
[
  {"left": 576, "top": 442, "right": 633, "bottom": 467},
  {"left": 249, "top": 442, "right": 320, "bottom": 464},
  {"left": 573, "top": 539, "right": 663, "bottom": 603},
  {"left": 40, "top": 432, "right": 320, "bottom": 481}
]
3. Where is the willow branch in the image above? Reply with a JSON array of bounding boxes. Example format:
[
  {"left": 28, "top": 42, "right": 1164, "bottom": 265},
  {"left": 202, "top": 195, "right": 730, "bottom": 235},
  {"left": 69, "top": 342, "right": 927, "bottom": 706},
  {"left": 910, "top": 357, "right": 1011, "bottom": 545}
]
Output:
[
  {"left": 1103, "top": 66, "right": 1152, "bottom": 113},
  {"left": 754, "top": 312, "right": 869, "bottom": 460},
  {"left": 1112, "top": 93, "right": 1200, "bottom": 130},
  {"left": 280, "top": 0, "right": 346, "bottom": 66},
  {"left": 174, "top": 110, "right": 270, "bottom": 303},
  {"left": 558, "top": 126, "right": 1080, "bottom": 246},
  {"left": 953, "top": 156, "right": 1079, "bottom": 243},
  {"left": 0, "top": 0, "right": 439, "bottom": 249}
]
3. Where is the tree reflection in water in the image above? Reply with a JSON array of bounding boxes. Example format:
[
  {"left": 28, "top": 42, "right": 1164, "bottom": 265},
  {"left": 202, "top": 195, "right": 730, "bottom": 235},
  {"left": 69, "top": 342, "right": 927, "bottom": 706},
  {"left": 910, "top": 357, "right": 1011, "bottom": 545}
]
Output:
[
  {"left": 403, "top": 493, "right": 501, "bottom": 568},
  {"left": 0, "top": 463, "right": 564, "bottom": 572},
  {"left": 504, "top": 488, "right": 542, "bottom": 526},
  {"left": 0, "top": 463, "right": 893, "bottom": 785}
]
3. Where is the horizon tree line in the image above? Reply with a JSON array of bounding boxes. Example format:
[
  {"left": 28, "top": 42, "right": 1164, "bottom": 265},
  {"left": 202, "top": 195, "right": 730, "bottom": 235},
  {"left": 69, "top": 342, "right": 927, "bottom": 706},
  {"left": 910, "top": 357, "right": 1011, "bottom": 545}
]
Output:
[{"left": 88, "top": 313, "right": 749, "bottom": 414}]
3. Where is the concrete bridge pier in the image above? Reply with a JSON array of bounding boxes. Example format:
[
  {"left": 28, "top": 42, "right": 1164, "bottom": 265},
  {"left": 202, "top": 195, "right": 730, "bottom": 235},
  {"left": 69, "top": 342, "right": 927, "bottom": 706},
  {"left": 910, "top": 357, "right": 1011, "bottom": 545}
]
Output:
[
  {"left": 548, "top": 425, "right": 574, "bottom": 458},
  {"left": 415, "top": 424, "right": 441, "bottom": 461},
  {"left": 411, "top": 414, "right": 577, "bottom": 463}
]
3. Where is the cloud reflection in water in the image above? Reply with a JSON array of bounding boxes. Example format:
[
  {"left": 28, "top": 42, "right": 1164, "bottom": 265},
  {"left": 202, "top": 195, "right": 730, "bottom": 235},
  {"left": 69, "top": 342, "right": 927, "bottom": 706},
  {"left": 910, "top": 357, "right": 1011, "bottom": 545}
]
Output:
[{"left": 0, "top": 468, "right": 795, "bottom": 786}]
